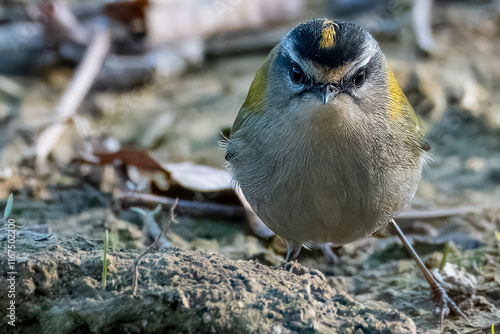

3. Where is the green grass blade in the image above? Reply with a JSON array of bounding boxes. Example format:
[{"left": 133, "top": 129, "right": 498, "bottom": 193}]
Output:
[
  {"left": 1, "top": 193, "right": 14, "bottom": 223},
  {"left": 102, "top": 230, "right": 109, "bottom": 290},
  {"left": 439, "top": 240, "right": 450, "bottom": 272}
]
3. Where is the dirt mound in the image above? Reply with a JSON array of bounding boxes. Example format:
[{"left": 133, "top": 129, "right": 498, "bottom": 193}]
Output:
[{"left": 0, "top": 229, "right": 416, "bottom": 334}]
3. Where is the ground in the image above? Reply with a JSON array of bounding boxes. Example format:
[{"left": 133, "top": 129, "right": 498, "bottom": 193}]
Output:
[{"left": 0, "top": 1, "right": 500, "bottom": 333}]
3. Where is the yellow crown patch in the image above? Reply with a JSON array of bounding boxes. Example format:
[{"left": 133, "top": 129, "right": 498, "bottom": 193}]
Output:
[{"left": 319, "top": 20, "right": 338, "bottom": 50}]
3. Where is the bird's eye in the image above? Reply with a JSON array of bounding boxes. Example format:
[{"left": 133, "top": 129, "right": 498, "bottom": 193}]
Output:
[
  {"left": 290, "top": 65, "right": 306, "bottom": 84},
  {"left": 353, "top": 69, "right": 366, "bottom": 88}
]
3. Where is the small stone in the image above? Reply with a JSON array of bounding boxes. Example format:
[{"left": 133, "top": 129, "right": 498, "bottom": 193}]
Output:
[{"left": 465, "top": 157, "right": 486, "bottom": 172}]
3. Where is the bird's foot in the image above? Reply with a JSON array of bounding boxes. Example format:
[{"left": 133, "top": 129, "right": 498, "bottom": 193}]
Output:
[
  {"left": 319, "top": 243, "right": 339, "bottom": 265},
  {"left": 431, "top": 283, "right": 469, "bottom": 327}
]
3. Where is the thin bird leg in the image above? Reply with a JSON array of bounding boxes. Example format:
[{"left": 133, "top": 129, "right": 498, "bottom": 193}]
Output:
[
  {"left": 389, "top": 219, "right": 469, "bottom": 326},
  {"left": 285, "top": 239, "right": 302, "bottom": 262}
]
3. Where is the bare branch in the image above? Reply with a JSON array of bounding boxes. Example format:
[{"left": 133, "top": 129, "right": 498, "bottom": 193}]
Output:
[
  {"left": 36, "top": 20, "right": 111, "bottom": 172},
  {"left": 132, "top": 199, "right": 178, "bottom": 297},
  {"left": 120, "top": 192, "right": 245, "bottom": 219}
]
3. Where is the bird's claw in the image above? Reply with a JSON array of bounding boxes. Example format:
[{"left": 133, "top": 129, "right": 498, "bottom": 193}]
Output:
[{"left": 431, "top": 284, "right": 469, "bottom": 327}]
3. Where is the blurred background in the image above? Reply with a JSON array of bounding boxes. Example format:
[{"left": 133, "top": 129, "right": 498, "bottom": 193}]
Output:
[{"left": 0, "top": 0, "right": 499, "bottom": 332}]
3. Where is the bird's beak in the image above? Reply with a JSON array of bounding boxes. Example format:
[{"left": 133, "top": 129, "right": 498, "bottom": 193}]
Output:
[{"left": 321, "top": 84, "right": 338, "bottom": 105}]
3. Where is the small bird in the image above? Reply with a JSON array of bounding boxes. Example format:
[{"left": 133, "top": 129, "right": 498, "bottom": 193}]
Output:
[{"left": 225, "top": 19, "right": 467, "bottom": 324}]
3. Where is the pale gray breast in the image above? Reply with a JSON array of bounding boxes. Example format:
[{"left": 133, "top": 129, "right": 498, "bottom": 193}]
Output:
[{"left": 227, "top": 102, "right": 424, "bottom": 245}]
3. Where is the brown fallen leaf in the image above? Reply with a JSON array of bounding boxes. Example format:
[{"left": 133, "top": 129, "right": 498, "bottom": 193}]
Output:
[
  {"left": 105, "top": 0, "right": 149, "bottom": 33},
  {"left": 94, "top": 149, "right": 166, "bottom": 173}
]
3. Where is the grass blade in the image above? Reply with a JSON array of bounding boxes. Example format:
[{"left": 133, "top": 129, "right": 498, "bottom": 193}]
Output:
[{"left": 102, "top": 230, "right": 109, "bottom": 290}]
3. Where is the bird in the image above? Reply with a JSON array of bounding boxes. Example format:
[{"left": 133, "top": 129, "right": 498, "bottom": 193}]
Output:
[{"left": 225, "top": 18, "right": 467, "bottom": 325}]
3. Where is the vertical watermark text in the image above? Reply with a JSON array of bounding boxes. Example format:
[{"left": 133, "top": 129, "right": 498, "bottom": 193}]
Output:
[{"left": 5, "top": 218, "right": 18, "bottom": 327}]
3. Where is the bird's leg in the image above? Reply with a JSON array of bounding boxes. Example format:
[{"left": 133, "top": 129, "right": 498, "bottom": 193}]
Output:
[
  {"left": 319, "top": 243, "right": 339, "bottom": 265},
  {"left": 389, "top": 220, "right": 469, "bottom": 326},
  {"left": 285, "top": 239, "right": 302, "bottom": 262}
]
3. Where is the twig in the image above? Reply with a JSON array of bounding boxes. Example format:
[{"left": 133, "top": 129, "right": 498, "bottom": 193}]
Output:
[
  {"left": 40, "top": 2, "right": 90, "bottom": 47},
  {"left": 36, "top": 19, "right": 111, "bottom": 172},
  {"left": 396, "top": 206, "right": 486, "bottom": 221},
  {"left": 206, "top": 25, "right": 292, "bottom": 56},
  {"left": 412, "top": 0, "right": 437, "bottom": 52},
  {"left": 55, "top": 19, "right": 110, "bottom": 120},
  {"left": 120, "top": 192, "right": 245, "bottom": 219},
  {"left": 131, "top": 205, "right": 171, "bottom": 249},
  {"left": 132, "top": 199, "right": 178, "bottom": 297}
]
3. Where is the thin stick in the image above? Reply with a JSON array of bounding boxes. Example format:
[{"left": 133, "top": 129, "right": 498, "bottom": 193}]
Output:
[
  {"left": 36, "top": 20, "right": 111, "bottom": 171},
  {"left": 121, "top": 192, "right": 245, "bottom": 219},
  {"left": 141, "top": 206, "right": 171, "bottom": 249},
  {"left": 55, "top": 20, "right": 110, "bottom": 120},
  {"left": 397, "top": 206, "right": 486, "bottom": 221},
  {"left": 132, "top": 199, "right": 178, "bottom": 297}
]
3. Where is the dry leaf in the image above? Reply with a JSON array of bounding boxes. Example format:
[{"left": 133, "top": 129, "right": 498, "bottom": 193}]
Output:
[
  {"left": 433, "top": 263, "right": 478, "bottom": 295},
  {"left": 159, "top": 162, "right": 232, "bottom": 192},
  {"left": 94, "top": 149, "right": 166, "bottom": 173},
  {"left": 105, "top": 0, "right": 149, "bottom": 33}
]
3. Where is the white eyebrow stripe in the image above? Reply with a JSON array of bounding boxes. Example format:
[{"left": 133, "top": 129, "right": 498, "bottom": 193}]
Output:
[
  {"left": 347, "top": 41, "right": 378, "bottom": 74},
  {"left": 281, "top": 39, "right": 304, "bottom": 66},
  {"left": 355, "top": 54, "right": 372, "bottom": 69},
  {"left": 345, "top": 53, "right": 372, "bottom": 78},
  {"left": 281, "top": 37, "right": 377, "bottom": 82}
]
